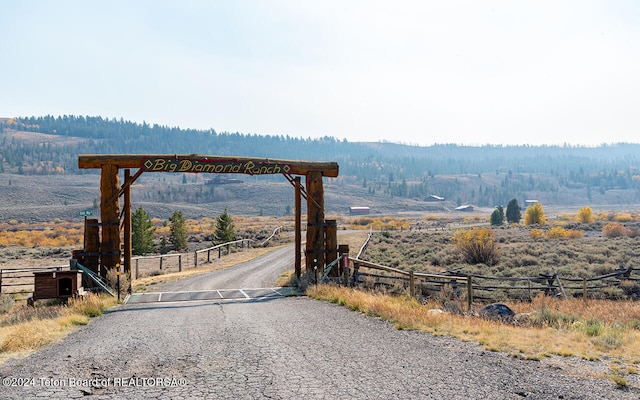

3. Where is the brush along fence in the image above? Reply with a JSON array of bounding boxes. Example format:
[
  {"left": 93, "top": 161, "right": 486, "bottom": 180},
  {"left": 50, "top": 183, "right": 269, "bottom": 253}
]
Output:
[
  {"left": 344, "top": 255, "right": 638, "bottom": 302},
  {"left": 442, "top": 266, "right": 639, "bottom": 301},
  {"left": 133, "top": 239, "right": 254, "bottom": 279},
  {"left": 346, "top": 257, "right": 472, "bottom": 308}
]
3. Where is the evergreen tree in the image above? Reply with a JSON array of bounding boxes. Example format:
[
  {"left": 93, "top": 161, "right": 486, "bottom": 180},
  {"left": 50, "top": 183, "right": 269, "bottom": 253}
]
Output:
[
  {"left": 132, "top": 207, "right": 154, "bottom": 255},
  {"left": 506, "top": 199, "right": 521, "bottom": 224},
  {"left": 214, "top": 209, "right": 235, "bottom": 244},
  {"left": 160, "top": 236, "right": 169, "bottom": 254},
  {"left": 490, "top": 206, "right": 504, "bottom": 226},
  {"left": 169, "top": 211, "right": 188, "bottom": 250}
]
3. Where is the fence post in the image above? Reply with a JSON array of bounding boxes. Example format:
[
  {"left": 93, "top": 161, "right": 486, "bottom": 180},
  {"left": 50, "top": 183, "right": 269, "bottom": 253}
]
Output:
[
  {"left": 207, "top": 249, "right": 211, "bottom": 263},
  {"left": 342, "top": 256, "right": 349, "bottom": 287},
  {"left": 338, "top": 245, "right": 350, "bottom": 286},
  {"left": 583, "top": 278, "right": 587, "bottom": 303},
  {"left": 179, "top": 255, "right": 182, "bottom": 272},
  {"left": 409, "top": 271, "right": 415, "bottom": 298},
  {"left": 467, "top": 276, "right": 473, "bottom": 311},
  {"left": 159, "top": 256, "right": 163, "bottom": 271},
  {"left": 0, "top": 269, "right": 3, "bottom": 294},
  {"left": 194, "top": 251, "right": 198, "bottom": 268},
  {"left": 353, "top": 262, "right": 360, "bottom": 286},
  {"left": 553, "top": 268, "right": 567, "bottom": 300},
  {"left": 218, "top": 247, "right": 222, "bottom": 258},
  {"left": 135, "top": 259, "right": 139, "bottom": 280}
]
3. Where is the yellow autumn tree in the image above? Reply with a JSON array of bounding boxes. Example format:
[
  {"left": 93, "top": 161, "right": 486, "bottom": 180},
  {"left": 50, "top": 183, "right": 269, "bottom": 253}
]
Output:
[
  {"left": 524, "top": 202, "right": 546, "bottom": 226},
  {"left": 577, "top": 206, "right": 595, "bottom": 224}
]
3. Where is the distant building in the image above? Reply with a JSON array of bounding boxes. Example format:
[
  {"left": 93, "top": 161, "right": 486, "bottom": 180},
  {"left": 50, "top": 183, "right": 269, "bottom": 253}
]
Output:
[
  {"left": 205, "top": 175, "right": 243, "bottom": 185},
  {"left": 349, "top": 206, "right": 370, "bottom": 215},
  {"left": 426, "top": 194, "right": 445, "bottom": 202},
  {"left": 455, "top": 205, "right": 474, "bottom": 212},
  {"left": 524, "top": 200, "right": 539, "bottom": 207}
]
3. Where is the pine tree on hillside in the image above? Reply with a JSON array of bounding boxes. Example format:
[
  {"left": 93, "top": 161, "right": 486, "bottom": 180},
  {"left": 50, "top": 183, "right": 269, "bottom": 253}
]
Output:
[
  {"left": 169, "top": 211, "right": 188, "bottom": 251},
  {"left": 132, "top": 207, "right": 155, "bottom": 255},
  {"left": 213, "top": 209, "right": 235, "bottom": 245}
]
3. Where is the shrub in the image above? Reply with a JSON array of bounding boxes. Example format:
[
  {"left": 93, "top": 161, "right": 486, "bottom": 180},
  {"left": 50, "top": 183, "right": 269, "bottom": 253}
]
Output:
[
  {"left": 584, "top": 317, "right": 603, "bottom": 336},
  {"left": 68, "top": 293, "right": 115, "bottom": 318},
  {"left": 106, "top": 268, "right": 131, "bottom": 295},
  {"left": 546, "top": 227, "right": 584, "bottom": 239},
  {"left": 524, "top": 202, "right": 546, "bottom": 226},
  {"left": 577, "top": 206, "right": 595, "bottom": 224},
  {"left": 602, "top": 222, "right": 631, "bottom": 238},
  {"left": 614, "top": 214, "right": 633, "bottom": 223},
  {"left": 530, "top": 229, "right": 544, "bottom": 239},
  {"left": 565, "top": 229, "right": 584, "bottom": 238},
  {"left": 0, "top": 294, "right": 15, "bottom": 314},
  {"left": 451, "top": 228, "right": 499, "bottom": 266}
]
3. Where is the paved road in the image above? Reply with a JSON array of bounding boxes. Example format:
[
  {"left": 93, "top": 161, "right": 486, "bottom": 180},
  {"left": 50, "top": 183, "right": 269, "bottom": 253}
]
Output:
[
  {"left": 148, "top": 244, "right": 294, "bottom": 292},
  {"left": 1, "top": 247, "right": 638, "bottom": 399}
]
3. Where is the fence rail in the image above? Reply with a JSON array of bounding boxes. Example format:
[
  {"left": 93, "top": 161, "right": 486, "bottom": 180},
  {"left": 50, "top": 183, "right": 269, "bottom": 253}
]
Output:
[
  {"left": 0, "top": 265, "right": 67, "bottom": 294},
  {"left": 133, "top": 238, "right": 255, "bottom": 279},
  {"left": 1, "top": 238, "right": 257, "bottom": 294},
  {"left": 344, "top": 255, "right": 639, "bottom": 303},
  {"left": 346, "top": 256, "right": 472, "bottom": 307}
]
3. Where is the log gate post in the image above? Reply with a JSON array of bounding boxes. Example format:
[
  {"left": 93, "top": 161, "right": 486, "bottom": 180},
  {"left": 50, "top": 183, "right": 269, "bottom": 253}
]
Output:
[
  {"left": 295, "top": 176, "right": 302, "bottom": 280},
  {"left": 306, "top": 171, "right": 325, "bottom": 277},
  {"left": 100, "top": 164, "right": 120, "bottom": 278}
]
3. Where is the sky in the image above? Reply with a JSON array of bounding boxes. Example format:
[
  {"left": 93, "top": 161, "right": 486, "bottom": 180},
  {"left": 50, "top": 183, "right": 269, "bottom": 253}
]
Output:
[{"left": 1, "top": 0, "right": 639, "bottom": 146}]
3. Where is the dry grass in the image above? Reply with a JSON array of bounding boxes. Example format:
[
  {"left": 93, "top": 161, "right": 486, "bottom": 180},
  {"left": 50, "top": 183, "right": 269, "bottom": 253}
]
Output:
[
  {"left": 358, "top": 224, "right": 640, "bottom": 300},
  {"left": 308, "top": 285, "right": 640, "bottom": 364},
  {"left": 0, "top": 293, "right": 117, "bottom": 365}
]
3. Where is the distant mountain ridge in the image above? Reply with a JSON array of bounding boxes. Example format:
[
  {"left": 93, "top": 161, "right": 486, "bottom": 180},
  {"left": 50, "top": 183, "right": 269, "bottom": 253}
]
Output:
[{"left": 2, "top": 115, "right": 640, "bottom": 208}]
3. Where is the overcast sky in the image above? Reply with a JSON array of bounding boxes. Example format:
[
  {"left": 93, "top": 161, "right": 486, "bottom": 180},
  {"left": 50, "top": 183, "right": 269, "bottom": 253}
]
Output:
[{"left": 1, "top": 1, "right": 639, "bottom": 146}]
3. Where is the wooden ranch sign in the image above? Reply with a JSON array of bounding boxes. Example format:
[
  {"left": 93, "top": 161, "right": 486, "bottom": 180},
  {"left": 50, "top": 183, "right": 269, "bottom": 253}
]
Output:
[
  {"left": 78, "top": 154, "right": 339, "bottom": 281},
  {"left": 143, "top": 157, "right": 292, "bottom": 175}
]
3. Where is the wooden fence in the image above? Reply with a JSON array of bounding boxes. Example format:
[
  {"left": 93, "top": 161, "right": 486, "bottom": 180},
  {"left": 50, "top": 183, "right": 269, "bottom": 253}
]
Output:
[
  {"left": 133, "top": 239, "right": 254, "bottom": 279},
  {"left": 345, "top": 257, "right": 472, "bottom": 308},
  {"left": 343, "top": 256, "right": 639, "bottom": 303},
  {"left": 451, "top": 267, "right": 640, "bottom": 301},
  {"left": 0, "top": 266, "right": 67, "bottom": 294},
  {"left": 1, "top": 239, "right": 256, "bottom": 294}
]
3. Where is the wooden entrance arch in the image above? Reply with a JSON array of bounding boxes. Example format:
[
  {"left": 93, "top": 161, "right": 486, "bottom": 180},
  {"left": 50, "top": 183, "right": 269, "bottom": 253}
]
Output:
[{"left": 77, "top": 154, "right": 339, "bottom": 285}]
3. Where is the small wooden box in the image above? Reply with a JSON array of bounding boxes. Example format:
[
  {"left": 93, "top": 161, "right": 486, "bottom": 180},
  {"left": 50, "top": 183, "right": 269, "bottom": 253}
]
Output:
[{"left": 33, "top": 270, "right": 83, "bottom": 301}]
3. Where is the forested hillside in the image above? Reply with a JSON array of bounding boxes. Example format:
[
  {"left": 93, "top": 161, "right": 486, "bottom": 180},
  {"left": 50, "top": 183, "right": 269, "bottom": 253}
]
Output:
[{"left": 2, "top": 115, "right": 640, "bottom": 208}]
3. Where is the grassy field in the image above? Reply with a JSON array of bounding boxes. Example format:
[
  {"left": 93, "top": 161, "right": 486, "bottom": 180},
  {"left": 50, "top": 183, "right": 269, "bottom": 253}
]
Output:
[
  {"left": 2, "top": 211, "right": 640, "bottom": 388},
  {"left": 355, "top": 215, "right": 640, "bottom": 301}
]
